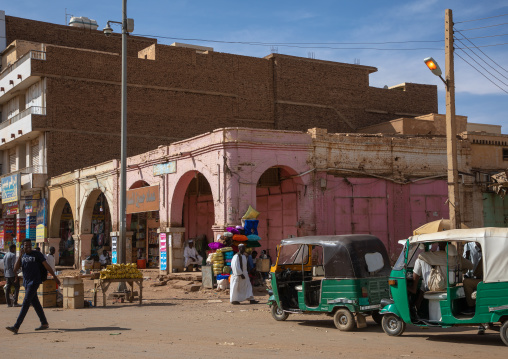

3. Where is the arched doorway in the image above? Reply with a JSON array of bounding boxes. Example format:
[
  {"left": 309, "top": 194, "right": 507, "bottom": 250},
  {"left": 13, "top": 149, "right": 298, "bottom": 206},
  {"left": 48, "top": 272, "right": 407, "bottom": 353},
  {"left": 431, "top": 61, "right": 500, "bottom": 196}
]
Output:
[
  {"left": 81, "top": 190, "right": 112, "bottom": 262},
  {"left": 256, "top": 166, "right": 301, "bottom": 258},
  {"left": 183, "top": 173, "right": 215, "bottom": 245},
  {"left": 50, "top": 198, "right": 75, "bottom": 266}
]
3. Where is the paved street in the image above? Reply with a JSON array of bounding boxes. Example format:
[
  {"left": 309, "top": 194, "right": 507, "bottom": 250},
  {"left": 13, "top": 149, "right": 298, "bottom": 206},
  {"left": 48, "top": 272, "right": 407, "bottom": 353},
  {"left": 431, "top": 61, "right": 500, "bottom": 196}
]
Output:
[{"left": 1, "top": 284, "right": 506, "bottom": 358}]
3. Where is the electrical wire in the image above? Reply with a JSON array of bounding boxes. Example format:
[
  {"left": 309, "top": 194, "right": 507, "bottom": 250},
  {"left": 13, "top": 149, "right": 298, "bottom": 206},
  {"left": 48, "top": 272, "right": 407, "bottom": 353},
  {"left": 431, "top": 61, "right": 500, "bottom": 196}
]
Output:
[
  {"left": 132, "top": 34, "right": 444, "bottom": 50},
  {"left": 456, "top": 33, "right": 508, "bottom": 41},
  {"left": 454, "top": 46, "right": 508, "bottom": 87},
  {"left": 455, "top": 13, "right": 508, "bottom": 24},
  {"left": 454, "top": 28, "right": 508, "bottom": 75},
  {"left": 456, "top": 42, "right": 508, "bottom": 48},
  {"left": 132, "top": 33, "right": 444, "bottom": 46},
  {"left": 455, "top": 22, "right": 508, "bottom": 32},
  {"left": 455, "top": 51, "right": 508, "bottom": 94}
]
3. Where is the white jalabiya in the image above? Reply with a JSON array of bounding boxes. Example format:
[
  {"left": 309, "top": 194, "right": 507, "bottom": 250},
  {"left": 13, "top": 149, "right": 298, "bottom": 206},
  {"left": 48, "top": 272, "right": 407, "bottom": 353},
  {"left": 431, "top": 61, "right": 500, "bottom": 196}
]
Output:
[
  {"left": 230, "top": 253, "right": 254, "bottom": 303},
  {"left": 184, "top": 246, "right": 203, "bottom": 267}
]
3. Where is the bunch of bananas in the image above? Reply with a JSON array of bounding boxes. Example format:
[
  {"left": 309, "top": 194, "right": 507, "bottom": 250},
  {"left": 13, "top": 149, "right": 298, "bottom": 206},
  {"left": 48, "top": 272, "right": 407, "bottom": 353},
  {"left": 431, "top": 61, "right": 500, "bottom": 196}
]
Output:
[{"left": 100, "top": 263, "right": 143, "bottom": 280}]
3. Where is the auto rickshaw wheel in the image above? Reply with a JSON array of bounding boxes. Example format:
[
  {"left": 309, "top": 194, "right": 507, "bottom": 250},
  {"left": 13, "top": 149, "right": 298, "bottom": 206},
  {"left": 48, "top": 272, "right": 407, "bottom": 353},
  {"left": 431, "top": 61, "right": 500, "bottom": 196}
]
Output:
[
  {"left": 382, "top": 314, "right": 406, "bottom": 336},
  {"left": 271, "top": 303, "right": 289, "bottom": 321},
  {"left": 371, "top": 311, "right": 383, "bottom": 325},
  {"left": 333, "top": 309, "right": 355, "bottom": 331},
  {"left": 500, "top": 321, "right": 508, "bottom": 346}
]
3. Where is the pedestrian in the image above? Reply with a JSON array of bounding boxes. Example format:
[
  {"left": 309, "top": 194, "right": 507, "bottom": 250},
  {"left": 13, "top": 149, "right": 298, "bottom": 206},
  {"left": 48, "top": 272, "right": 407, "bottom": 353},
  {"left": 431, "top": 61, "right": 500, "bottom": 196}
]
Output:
[
  {"left": 6, "top": 238, "right": 61, "bottom": 334},
  {"left": 3, "top": 244, "right": 20, "bottom": 307},
  {"left": 45, "top": 247, "right": 56, "bottom": 273},
  {"left": 230, "top": 244, "right": 258, "bottom": 305}
]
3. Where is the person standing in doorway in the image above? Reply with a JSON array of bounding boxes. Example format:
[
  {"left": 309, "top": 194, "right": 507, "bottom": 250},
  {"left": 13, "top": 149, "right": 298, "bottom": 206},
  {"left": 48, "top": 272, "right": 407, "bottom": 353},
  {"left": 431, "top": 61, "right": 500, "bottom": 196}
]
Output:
[
  {"left": 230, "top": 244, "right": 258, "bottom": 305},
  {"left": 45, "top": 247, "right": 56, "bottom": 273},
  {"left": 3, "top": 244, "right": 20, "bottom": 307},
  {"left": 6, "top": 239, "right": 61, "bottom": 334}
]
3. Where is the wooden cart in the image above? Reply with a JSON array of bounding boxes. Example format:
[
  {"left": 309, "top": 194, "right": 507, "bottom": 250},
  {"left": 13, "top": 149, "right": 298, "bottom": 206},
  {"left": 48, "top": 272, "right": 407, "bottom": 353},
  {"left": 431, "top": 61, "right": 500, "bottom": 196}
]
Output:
[{"left": 93, "top": 278, "right": 143, "bottom": 307}]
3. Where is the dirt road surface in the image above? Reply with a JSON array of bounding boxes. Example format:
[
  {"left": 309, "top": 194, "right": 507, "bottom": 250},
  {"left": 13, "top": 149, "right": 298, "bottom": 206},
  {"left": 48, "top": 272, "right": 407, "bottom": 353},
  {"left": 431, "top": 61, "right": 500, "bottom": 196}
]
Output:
[{"left": 1, "top": 272, "right": 506, "bottom": 358}]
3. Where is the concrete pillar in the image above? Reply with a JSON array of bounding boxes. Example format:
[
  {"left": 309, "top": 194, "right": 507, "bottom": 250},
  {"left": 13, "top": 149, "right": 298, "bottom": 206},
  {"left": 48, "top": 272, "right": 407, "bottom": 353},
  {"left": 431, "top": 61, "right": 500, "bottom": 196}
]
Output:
[
  {"left": 76, "top": 234, "right": 92, "bottom": 269},
  {"left": 163, "top": 227, "right": 185, "bottom": 272}
]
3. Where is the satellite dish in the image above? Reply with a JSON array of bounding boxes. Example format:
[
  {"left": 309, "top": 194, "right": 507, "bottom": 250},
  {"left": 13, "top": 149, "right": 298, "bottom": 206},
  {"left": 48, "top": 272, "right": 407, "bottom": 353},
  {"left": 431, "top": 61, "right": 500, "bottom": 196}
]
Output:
[{"left": 383, "top": 85, "right": 388, "bottom": 89}]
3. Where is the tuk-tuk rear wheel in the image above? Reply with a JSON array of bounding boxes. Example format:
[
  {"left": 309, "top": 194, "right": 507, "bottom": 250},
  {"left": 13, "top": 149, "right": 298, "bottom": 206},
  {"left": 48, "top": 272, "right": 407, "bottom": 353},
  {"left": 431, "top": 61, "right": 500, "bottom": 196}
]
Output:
[
  {"left": 333, "top": 309, "right": 355, "bottom": 331},
  {"left": 382, "top": 314, "right": 406, "bottom": 337},
  {"left": 500, "top": 321, "right": 508, "bottom": 346},
  {"left": 271, "top": 303, "right": 289, "bottom": 321}
]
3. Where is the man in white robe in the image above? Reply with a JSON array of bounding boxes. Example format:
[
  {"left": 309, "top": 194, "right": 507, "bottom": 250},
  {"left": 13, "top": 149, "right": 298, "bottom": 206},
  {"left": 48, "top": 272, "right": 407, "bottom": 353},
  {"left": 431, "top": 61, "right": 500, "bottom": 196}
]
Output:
[
  {"left": 230, "top": 244, "right": 258, "bottom": 305},
  {"left": 184, "top": 240, "right": 202, "bottom": 271}
]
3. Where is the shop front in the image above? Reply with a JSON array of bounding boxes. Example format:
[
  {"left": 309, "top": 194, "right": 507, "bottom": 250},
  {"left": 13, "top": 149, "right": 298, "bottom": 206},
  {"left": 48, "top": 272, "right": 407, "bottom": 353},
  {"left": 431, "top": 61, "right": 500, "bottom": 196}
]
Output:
[{"left": 126, "top": 184, "right": 160, "bottom": 269}]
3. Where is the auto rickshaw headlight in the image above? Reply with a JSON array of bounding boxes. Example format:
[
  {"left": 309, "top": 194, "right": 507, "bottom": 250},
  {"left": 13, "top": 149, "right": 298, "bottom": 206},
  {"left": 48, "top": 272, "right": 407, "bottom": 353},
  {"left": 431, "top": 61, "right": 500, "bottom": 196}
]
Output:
[{"left": 388, "top": 279, "right": 398, "bottom": 287}]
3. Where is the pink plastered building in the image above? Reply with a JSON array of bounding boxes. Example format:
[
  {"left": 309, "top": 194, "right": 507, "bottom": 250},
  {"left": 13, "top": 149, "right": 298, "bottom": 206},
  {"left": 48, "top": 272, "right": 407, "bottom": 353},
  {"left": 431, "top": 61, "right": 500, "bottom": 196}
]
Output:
[{"left": 48, "top": 127, "right": 477, "bottom": 270}]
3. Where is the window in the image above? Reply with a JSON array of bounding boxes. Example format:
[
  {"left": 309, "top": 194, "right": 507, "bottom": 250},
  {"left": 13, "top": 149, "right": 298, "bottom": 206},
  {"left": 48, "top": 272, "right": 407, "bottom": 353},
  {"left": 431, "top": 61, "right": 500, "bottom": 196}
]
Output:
[
  {"left": 9, "top": 152, "right": 16, "bottom": 172},
  {"left": 31, "top": 140, "right": 40, "bottom": 172},
  {"left": 503, "top": 148, "right": 508, "bottom": 161},
  {"left": 278, "top": 244, "right": 309, "bottom": 265}
]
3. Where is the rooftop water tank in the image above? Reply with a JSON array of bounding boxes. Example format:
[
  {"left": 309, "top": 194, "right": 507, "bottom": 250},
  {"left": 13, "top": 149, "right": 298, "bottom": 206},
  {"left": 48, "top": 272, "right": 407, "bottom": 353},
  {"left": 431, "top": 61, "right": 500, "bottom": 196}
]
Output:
[{"left": 69, "top": 16, "right": 99, "bottom": 30}]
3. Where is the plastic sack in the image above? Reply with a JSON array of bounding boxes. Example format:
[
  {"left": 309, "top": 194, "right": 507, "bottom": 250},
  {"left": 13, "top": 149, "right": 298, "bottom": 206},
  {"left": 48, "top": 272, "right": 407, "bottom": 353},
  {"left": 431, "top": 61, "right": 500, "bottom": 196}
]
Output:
[
  {"left": 242, "top": 205, "right": 260, "bottom": 220},
  {"left": 247, "top": 234, "right": 261, "bottom": 241},
  {"left": 233, "top": 234, "right": 248, "bottom": 242},
  {"left": 226, "top": 227, "right": 240, "bottom": 235},
  {"left": 208, "top": 242, "right": 224, "bottom": 250},
  {"left": 217, "top": 278, "right": 229, "bottom": 290},
  {"left": 244, "top": 219, "right": 259, "bottom": 235}
]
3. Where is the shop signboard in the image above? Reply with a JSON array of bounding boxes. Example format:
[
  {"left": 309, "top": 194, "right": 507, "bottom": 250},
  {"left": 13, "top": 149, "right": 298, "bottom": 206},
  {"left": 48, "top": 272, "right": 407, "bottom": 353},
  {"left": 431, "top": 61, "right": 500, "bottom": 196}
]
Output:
[
  {"left": 16, "top": 217, "right": 26, "bottom": 242},
  {"left": 5, "top": 202, "right": 19, "bottom": 215},
  {"left": 153, "top": 161, "right": 176, "bottom": 176},
  {"left": 111, "top": 236, "right": 118, "bottom": 264},
  {"left": 26, "top": 215, "right": 37, "bottom": 239},
  {"left": 4, "top": 217, "right": 15, "bottom": 243},
  {"left": 160, "top": 233, "right": 167, "bottom": 271},
  {"left": 36, "top": 198, "right": 47, "bottom": 241},
  {"left": 1, "top": 174, "right": 20, "bottom": 204},
  {"left": 126, "top": 185, "right": 159, "bottom": 214}
]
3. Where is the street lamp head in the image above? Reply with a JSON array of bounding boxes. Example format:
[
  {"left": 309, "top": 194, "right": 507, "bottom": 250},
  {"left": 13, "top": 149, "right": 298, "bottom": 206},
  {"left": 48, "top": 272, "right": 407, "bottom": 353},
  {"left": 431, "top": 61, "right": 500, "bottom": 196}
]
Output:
[
  {"left": 103, "top": 24, "right": 113, "bottom": 37},
  {"left": 424, "top": 57, "right": 442, "bottom": 77}
]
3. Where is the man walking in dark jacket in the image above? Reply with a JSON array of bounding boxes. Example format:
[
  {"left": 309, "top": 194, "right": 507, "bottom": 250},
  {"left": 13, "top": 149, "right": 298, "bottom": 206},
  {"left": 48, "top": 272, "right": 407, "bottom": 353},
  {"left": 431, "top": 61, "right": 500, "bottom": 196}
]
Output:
[
  {"left": 3, "top": 244, "right": 20, "bottom": 307},
  {"left": 6, "top": 239, "right": 61, "bottom": 334}
]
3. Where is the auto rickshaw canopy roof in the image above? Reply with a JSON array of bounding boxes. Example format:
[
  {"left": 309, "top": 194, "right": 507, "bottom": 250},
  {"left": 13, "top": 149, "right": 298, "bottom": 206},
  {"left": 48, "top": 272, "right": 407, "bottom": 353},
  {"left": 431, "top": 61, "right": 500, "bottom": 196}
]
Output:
[
  {"left": 408, "top": 227, "right": 508, "bottom": 283},
  {"left": 280, "top": 234, "right": 391, "bottom": 278}
]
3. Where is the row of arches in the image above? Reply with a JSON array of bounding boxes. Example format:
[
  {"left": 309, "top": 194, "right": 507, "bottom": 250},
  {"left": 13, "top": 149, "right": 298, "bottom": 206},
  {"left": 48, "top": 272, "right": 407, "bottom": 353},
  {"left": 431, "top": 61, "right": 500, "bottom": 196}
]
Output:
[{"left": 50, "top": 165, "right": 303, "bottom": 266}]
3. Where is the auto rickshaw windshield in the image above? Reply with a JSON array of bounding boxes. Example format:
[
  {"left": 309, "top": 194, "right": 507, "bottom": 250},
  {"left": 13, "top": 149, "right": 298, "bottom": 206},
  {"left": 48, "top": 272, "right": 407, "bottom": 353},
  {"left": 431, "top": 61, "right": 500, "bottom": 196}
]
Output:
[{"left": 278, "top": 244, "right": 309, "bottom": 265}]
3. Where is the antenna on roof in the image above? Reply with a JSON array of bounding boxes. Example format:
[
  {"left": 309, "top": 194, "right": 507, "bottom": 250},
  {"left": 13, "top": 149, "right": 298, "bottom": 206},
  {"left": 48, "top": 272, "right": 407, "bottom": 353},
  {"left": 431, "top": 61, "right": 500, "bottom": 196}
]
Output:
[
  {"left": 354, "top": 58, "right": 361, "bottom": 65},
  {"left": 270, "top": 46, "right": 278, "bottom": 54},
  {"left": 65, "top": 8, "right": 74, "bottom": 25},
  {"left": 308, "top": 52, "right": 315, "bottom": 59}
]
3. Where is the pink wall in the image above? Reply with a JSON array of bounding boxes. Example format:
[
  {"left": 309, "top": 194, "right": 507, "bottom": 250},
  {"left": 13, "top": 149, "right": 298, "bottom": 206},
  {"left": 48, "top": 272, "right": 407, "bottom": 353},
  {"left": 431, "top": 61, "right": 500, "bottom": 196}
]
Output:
[
  {"left": 316, "top": 176, "right": 449, "bottom": 262},
  {"left": 256, "top": 173, "right": 299, "bottom": 258},
  {"left": 183, "top": 194, "right": 215, "bottom": 244}
]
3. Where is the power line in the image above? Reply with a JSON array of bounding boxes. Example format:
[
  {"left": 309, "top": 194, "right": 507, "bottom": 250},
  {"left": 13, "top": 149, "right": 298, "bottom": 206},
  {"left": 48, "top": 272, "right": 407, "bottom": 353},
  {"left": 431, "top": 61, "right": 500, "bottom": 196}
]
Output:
[
  {"left": 454, "top": 28, "right": 508, "bottom": 75},
  {"left": 455, "top": 49, "right": 508, "bottom": 94},
  {"left": 454, "top": 46, "right": 508, "bottom": 87},
  {"left": 455, "top": 13, "right": 508, "bottom": 24},
  {"left": 456, "top": 33, "right": 508, "bottom": 41},
  {"left": 456, "top": 22, "right": 508, "bottom": 32},
  {"left": 133, "top": 34, "right": 443, "bottom": 51},
  {"left": 454, "top": 36, "right": 508, "bottom": 82}
]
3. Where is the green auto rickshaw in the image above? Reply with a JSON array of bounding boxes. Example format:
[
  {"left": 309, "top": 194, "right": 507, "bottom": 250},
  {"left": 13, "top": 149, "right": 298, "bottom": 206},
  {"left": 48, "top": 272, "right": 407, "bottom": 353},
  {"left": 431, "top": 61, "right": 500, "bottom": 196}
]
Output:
[
  {"left": 268, "top": 235, "right": 391, "bottom": 331},
  {"left": 380, "top": 227, "right": 508, "bottom": 346}
]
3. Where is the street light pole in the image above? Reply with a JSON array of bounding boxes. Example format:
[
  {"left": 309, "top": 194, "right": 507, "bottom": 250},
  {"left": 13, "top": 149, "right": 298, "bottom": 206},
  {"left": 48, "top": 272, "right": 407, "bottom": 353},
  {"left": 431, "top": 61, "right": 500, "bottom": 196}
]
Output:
[
  {"left": 119, "top": 0, "right": 128, "bottom": 264},
  {"left": 444, "top": 9, "right": 461, "bottom": 230}
]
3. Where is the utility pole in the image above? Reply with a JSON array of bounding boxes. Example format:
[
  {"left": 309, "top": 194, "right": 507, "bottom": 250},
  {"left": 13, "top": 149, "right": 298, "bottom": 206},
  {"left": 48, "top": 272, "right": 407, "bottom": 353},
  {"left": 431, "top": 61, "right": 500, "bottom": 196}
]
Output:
[
  {"left": 445, "top": 9, "right": 461, "bottom": 229},
  {"left": 119, "top": 0, "right": 128, "bottom": 264}
]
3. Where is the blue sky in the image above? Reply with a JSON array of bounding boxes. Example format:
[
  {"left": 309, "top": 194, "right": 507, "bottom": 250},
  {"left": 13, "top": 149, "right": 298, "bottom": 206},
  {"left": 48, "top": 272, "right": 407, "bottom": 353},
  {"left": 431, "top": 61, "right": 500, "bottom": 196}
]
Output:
[{"left": 3, "top": 0, "right": 508, "bottom": 131}]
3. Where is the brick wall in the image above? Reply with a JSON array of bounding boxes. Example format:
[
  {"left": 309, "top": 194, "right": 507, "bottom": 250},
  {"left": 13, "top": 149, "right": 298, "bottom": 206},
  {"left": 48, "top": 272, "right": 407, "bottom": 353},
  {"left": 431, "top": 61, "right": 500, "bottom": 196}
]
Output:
[
  {"left": 7, "top": 16, "right": 438, "bottom": 178},
  {"left": 5, "top": 15, "right": 156, "bottom": 56}
]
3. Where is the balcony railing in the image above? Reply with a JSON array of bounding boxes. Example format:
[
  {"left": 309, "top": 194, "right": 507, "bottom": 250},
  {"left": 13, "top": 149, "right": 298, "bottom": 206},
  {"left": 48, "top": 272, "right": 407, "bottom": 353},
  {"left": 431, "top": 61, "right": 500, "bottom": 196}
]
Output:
[
  {"left": 0, "top": 106, "right": 46, "bottom": 130},
  {"left": 0, "top": 165, "right": 48, "bottom": 181},
  {"left": 0, "top": 50, "right": 46, "bottom": 82}
]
